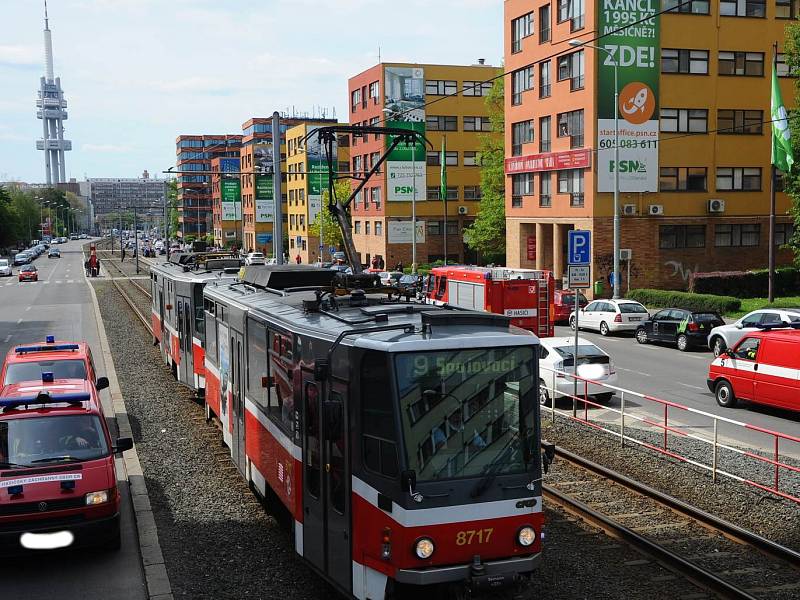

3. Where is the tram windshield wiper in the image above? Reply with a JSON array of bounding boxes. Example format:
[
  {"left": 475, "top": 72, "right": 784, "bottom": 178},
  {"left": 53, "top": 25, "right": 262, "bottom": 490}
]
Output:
[
  {"left": 30, "top": 455, "right": 82, "bottom": 464},
  {"left": 0, "top": 461, "right": 32, "bottom": 469},
  {"left": 470, "top": 441, "right": 516, "bottom": 499}
]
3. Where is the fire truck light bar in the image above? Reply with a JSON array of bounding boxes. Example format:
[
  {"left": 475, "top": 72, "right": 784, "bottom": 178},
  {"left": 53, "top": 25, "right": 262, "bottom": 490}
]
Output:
[
  {"left": 0, "top": 392, "right": 91, "bottom": 408},
  {"left": 14, "top": 344, "right": 79, "bottom": 354}
]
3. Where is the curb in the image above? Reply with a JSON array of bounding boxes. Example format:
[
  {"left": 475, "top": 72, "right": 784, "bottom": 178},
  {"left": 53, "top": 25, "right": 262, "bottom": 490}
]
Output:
[{"left": 85, "top": 252, "right": 174, "bottom": 600}]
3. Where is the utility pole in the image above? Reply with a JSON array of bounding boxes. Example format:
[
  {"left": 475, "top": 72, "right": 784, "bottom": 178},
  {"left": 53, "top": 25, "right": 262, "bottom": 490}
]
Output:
[{"left": 272, "top": 111, "right": 284, "bottom": 264}]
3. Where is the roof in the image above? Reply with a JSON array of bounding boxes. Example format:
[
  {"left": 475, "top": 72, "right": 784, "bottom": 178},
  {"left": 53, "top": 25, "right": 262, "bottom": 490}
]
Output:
[
  {"left": 5, "top": 340, "right": 88, "bottom": 363},
  {"left": 0, "top": 379, "right": 98, "bottom": 418},
  {"left": 749, "top": 328, "right": 800, "bottom": 341},
  {"left": 150, "top": 255, "right": 242, "bottom": 284}
]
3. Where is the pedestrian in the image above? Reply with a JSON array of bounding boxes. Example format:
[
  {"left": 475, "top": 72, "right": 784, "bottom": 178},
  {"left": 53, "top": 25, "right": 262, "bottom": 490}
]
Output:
[
  {"left": 371, "top": 256, "right": 379, "bottom": 270},
  {"left": 395, "top": 261, "right": 403, "bottom": 272},
  {"left": 295, "top": 254, "right": 302, "bottom": 264},
  {"left": 121, "top": 246, "right": 126, "bottom": 262}
]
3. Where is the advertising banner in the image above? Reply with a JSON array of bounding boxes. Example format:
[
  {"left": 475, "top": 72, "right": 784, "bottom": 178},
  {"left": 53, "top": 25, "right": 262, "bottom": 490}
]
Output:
[
  {"left": 385, "top": 66, "right": 425, "bottom": 201},
  {"left": 597, "top": 0, "right": 659, "bottom": 192},
  {"left": 387, "top": 220, "right": 426, "bottom": 244},
  {"left": 255, "top": 144, "right": 275, "bottom": 223},
  {"left": 505, "top": 149, "right": 592, "bottom": 174},
  {"left": 221, "top": 176, "right": 241, "bottom": 222},
  {"left": 306, "top": 125, "right": 333, "bottom": 224},
  {"left": 221, "top": 202, "right": 241, "bottom": 221}
]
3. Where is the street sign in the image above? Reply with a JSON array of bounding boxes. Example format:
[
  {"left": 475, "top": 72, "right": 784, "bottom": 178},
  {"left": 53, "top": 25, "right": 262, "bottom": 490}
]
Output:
[
  {"left": 526, "top": 236, "right": 536, "bottom": 261},
  {"left": 319, "top": 244, "right": 324, "bottom": 250},
  {"left": 568, "top": 230, "right": 591, "bottom": 265},
  {"left": 568, "top": 265, "right": 591, "bottom": 289},
  {"left": 329, "top": 246, "right": 336, "bottom": 254}
]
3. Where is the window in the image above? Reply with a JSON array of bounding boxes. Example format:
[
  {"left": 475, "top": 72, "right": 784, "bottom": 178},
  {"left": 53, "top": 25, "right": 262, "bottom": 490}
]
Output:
[
  {"left": 512, "top": 67, "right": 534, "bottom": 105},
  {"left": 716, "top": 167, "right": 762, "bottom": 191},
  {"left": 351, "top": 88, "right": 361, "bottom": 112},
  {"left": 717, "top": 109, "right": 763, "bottom": 134},
  {"left": 371, "top": 187, "right": 381, "bottom": 206},
  {"left": 662, "top": 48, "right": 709, "bottom": 74},
  {"left": 425, "top": 80, "right": 457, "bottom": 96},
  {"left": 776, "top": 222, "right": 794, "bottom": 245},
  {"left": 659, "top": 167, "right": 707, "bottom": 191},
  {"left": 463, "top": 116, "right": 492, "bottom": 132},
  {"left": 268, "top": 331, "right": 296, "bottom": 435},
  {"left": 426, "top": 115, "right": 458, "bottom": 131},
  {"left": 512, "top": 173, "right": 534, "bottom": 197},
  {"left": 463, "top": 186, "right": 482, "bottom": 200},
  {"left": 426, "top": 151, "right": 458, "bottom": 166},
  {"left": 354, "top": 221, "right": 361, "bottom": 234},
  {"left": 368, "top": 80, "right": 380, "bottom": 101},
  {"left": 776, "top": 0, "right": 800, "bottom": 18},
  {"left": 539, "top": 60, "right": 551, "bottom": 98},
  {"left": 539, "top": 5, "right": 551, "bottom": 43},
  {"left": 375, "top": 221, "right": 382, "bottom": 236},
  {"left": 540, "top": 172, "right": 552, "bottom": 207},
  {"left": 463, "top": 151, "right": 480, "bottom": 166},
  {"left": 558, "top": 0, "right": 583, "bottom": 28},
  {"left": 428, "top": 187, "right": 458, "bottom": 200},
  {"left": 776, "top": 53, "right": 798, "bottom": 77},
  {"left": 462, "top": 81, "right": 494, "bottom": 96},
  {"left": 715, "top": 224, "right": 761, "bottom": 247},
  {"left": 540, "top": 116, "right": 551, "bottom": 152},
  {"left": 719, "top": 51, "right": 764, "bottom": 76},
  {"left": 362, "top": 352, "right": 399, "bottom": 478},
  {"left": 246, "top": 318, "right": 269, "bottom": 411},
  {"left": 659, "top": 225, "right": 706, "bottom": 249},
  {"left": 663, "top": 0, "right": 710, "bottom": 12},
  {"left": 558, "top": 169, "right": 584, "bottom": 206},
  {"left": 365, "top": 222, "right": 370, "bottom": 235},
  {"left": 428, "top": 221, "right": 441, "bottom": 235},
  {"left": 660, "top": 108, "right": 708, "bottom": 133},
  {"left": 511, "top": 12, "right": 534, "bottom": 53},
  {"left": 720, "top": 0, "right": 766, "bottom": 17},
  {"left": 557, "top": 50, "right": 584, "bottom": 90},
  {"left": 557, "top": 109, "right": 584, "bottom": 148},
  {"left": 512, "top": 120, "right": 534, "bottom": 156}
]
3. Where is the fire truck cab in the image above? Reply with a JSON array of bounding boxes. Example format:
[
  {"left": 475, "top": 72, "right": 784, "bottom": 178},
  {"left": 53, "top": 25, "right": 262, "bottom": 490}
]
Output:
[{"left": 425, "top": 266, "right": 555, "bottom": 338}]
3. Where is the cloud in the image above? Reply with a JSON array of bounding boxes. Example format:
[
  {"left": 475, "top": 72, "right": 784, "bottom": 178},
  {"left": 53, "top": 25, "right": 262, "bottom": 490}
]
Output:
[
  {"left": 81, "top": 143, "right": 132, "bottom": 153},
  {"left": 0, "top": 45, "right": 41, "bottom": 66}
]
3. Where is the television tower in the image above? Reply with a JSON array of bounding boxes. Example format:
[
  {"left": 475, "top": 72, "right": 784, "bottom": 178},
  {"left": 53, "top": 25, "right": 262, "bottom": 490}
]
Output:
[{"left": 36, "top": 0, "right": 71, "bottom": 184}]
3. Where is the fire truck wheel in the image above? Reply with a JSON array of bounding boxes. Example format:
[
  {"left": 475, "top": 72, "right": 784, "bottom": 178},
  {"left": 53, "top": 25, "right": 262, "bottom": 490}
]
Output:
[
  {"left": 715, "top": 380, "right": 737, "bottom": 408},
  {"left": 539, "top": 379, "right": 551, "bottom": 407},
  {"left": 599, "top": 321, "right": 610, "bottom": 336}
]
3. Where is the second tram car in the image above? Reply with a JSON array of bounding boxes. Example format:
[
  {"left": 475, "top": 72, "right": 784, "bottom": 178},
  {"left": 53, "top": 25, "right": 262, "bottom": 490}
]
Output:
[
  {"left": 150, "top": 253, "right": 241, "bottom": 394},
  {"left": 202, "top": 265, "right": 552, "bottom": 600}
]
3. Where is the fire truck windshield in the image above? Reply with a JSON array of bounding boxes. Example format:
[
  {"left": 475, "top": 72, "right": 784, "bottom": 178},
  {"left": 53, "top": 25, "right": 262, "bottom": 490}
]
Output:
[{"left": 394, "top": 347, "right": 535, "bottom": 482}]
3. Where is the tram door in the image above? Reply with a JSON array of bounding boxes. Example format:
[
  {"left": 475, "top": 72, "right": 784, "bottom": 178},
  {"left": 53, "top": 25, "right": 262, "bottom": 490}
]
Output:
[
  {"left": 230, "top": 331, "right": 246, "bottom": 475},
  {"left": 177, "top": 295, "right": 193, "bottom": 384},
  {"left": 303, "top": 377, "right": 351, "bottom": 593}
]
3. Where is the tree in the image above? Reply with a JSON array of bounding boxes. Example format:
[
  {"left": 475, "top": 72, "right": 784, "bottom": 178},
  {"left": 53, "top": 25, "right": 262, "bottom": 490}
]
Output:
[
  {"left": 309, "top": 179, "right": 350, "bottom": 249},
  {"left": 0, "top": 186, "right": 19, "bottom": 248},
  {"left": 167, "top": 179, "right": 179, "bottom": 239},
  {"left": 782, "top": 24, "right": 800, "bottom": 263},
  {"left": 463, "top": 75, "right": 506, "bottom": 262}
]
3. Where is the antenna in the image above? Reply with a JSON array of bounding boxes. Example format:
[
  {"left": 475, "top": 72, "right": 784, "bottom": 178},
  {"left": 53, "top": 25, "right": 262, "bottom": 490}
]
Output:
[
  {"left": 44, "top": 0, "right": 49, "bottom": 29},
  {"left": 378, "top": 46, "right": 381, "bottom": 63}
]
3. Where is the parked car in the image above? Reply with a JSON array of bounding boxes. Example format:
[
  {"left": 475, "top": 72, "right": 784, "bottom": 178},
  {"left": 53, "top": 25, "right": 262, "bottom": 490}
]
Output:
[
  {"left": 332, "top": 251, "right": 346, "bottom": 262},
  {"left": 707, "top": 308, "right": 800, "bottom": 357},
  {"left": 636, "top": 309, "right": 725, "bottom": 352},
  {"left": 397, "top": 274, "right": 421, "bottom": 294},
  {"left": 570, "top": 299, "right": 649, "bottom": 336},
  {"left": 0, "top": 259, "right": 11, "bottom": 277},
  {"left": 13, "top": 253, "right": 30, "bottom": 266},
  {"left": 48, "top": 248, "right": 61, "bottom": 258},
  {"left": 245, "top": 252, "right": 266, "bottom": 266},
  {"left": 538, "top": 337, "right": 618, "bottom": 406},
  {"left": 18, "top": 264, "right": 38, "bottom": 282},
  {"left": 554, "top": 289, "right": 589, "bottom": 323},
  {"left": 708, "top": 325, "right": 800, "bottom": 411},
  {"left": 378, "top": 271, "right": 404, "bottom": 286}
]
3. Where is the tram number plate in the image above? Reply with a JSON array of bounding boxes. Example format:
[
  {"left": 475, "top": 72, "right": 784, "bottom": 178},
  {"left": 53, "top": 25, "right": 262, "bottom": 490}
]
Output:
[{"left": 455, "top": 528, "right": 493, "bottom": 546}]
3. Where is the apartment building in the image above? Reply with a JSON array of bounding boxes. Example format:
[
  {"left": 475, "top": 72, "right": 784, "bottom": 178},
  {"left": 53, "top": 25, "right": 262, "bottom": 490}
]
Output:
[
  {"left": 210, "top": 156, "right": 242, "bottom": 247},
  {"left": 504, "top": 0, "right": 796, "bottom": 292},
  {"left": 81, "top": 174, "right": 165, "bottom": 220},
  {"left": 348, "top": 61, "right": 502, "bottom": 268}
]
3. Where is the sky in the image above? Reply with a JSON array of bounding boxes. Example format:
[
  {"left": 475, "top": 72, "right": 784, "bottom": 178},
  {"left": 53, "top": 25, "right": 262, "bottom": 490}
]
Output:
[{"left": 0, "top": 0, "right": 502, "bottom": 183}]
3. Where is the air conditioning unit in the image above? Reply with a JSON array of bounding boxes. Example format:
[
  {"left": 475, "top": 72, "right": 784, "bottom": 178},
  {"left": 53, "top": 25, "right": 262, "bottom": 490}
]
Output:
[
  {"left": 623, "top": 204, "right": 637, "bottom": 216},
  {"left": 619, "top": 248, "right": 633, "bottom": 261},
  {"left": 649, "top": 204, "right": 664, "bottom": 216},
  {"left": 458, "top": 206, "right": 469, "bottom": 215},
  {"left": 708, "top": 199, "right": 726, "bottom": 213}
]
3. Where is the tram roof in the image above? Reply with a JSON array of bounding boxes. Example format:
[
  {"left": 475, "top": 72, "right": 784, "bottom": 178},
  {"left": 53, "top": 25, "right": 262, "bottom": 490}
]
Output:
[{"left": 150, "top": 256, "right": 242, "bottom": 284}]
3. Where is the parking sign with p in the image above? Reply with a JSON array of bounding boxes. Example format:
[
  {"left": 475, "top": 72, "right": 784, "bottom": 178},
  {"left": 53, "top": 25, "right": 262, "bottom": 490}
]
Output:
[{"left": 568, "top": 230, "right": 591, "bottom": 265}]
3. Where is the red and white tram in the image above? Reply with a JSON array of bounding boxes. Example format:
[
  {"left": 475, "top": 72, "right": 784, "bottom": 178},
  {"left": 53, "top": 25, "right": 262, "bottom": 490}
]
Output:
[{"left": 203, "top": 265, "right": 552, "bottom": 599}]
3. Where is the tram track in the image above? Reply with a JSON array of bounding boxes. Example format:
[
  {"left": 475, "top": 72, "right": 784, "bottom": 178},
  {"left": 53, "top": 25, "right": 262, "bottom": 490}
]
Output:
[{"left": 543, "top": 447, "right": 800, "bottom": 600}]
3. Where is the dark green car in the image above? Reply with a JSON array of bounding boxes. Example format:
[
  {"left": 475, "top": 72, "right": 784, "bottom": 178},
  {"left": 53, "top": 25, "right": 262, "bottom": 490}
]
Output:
[{"left": 635, "top": 308, "right": 725, "bottom": 352}]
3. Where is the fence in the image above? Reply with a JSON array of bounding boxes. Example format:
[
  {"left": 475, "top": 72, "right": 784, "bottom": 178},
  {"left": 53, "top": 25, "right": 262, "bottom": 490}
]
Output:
[{"left": 539, "top": 365, "right": 800, "bottom": 504}]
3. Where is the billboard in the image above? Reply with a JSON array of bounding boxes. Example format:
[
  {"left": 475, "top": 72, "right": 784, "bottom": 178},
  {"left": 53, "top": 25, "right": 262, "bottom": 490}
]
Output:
[
  {"left": 306, "top": 126, "right": 333, "bottom": 224},
  {"left": 387, "top": 220, "right": 426, "bottom": 244},
  {"left": 597, "top": 0, "right": 659, "bottom": 192},
  {"left": 385, "top": 66, "right": 426, "bottom": 202},
  {"left": 255, "top": 144, "right": 275, "bottom": 223},
  {"left": 221, "top": 177, "right": 241, "bottom": 221}
]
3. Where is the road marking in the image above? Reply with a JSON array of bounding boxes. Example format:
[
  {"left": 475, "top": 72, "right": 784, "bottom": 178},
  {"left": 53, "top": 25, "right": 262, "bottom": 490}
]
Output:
[
  {"left": 67, "top": 280, "right": 74, "bottom": 284},
  {"left": 3, "top": 335, "right": 11, "bottom": 343},
  {"left": 676, "top": 382, "right": 706, "bottom": 391},
  {"left": 617, "top": 367, "right": 652, "bottom": 377},
  {"left": 25, "top": 306, "right": 31, "bottom": 311},
  {"left": 16, "top": 318, "right": 22, "bottom": 324},
  {"left": 56, "top": 280, "right": 62, "bottom": 284}
]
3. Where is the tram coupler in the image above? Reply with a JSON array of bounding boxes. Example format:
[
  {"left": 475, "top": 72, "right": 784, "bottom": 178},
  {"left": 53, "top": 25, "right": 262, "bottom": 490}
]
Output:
[{"left": 468, "top": 555, "right": 516, "bottom": 593}]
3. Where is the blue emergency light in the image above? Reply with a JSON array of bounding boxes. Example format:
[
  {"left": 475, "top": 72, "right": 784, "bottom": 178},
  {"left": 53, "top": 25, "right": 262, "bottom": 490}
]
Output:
[
  {"left": 46, "top": 335, "right": 55, "bottom": 344},
  {"left": 42, "top": 372, "right": 54, "bottom": 383},
  {"left": 0, "top": 392, "right": 90, "bottom": 409},
  {"left": 14, "top": 344, "right": 79, "bottom": 354}
]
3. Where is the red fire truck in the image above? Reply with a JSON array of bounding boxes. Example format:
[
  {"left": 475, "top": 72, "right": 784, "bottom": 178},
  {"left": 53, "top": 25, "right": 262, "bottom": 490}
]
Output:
[{"left": 425, "top": 266, "right": 555, "bottom": 337}]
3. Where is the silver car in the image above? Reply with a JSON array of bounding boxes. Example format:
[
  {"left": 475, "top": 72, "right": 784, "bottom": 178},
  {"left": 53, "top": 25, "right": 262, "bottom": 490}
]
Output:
[
  {"left": 570, "top": 299, "right": 649, "bottom": 336},
  {"left": 707, "top": 308, "right": 800, "bottom": 356},
  {"left": 0, "top": 259, "right": 11, "bottom": 276}
]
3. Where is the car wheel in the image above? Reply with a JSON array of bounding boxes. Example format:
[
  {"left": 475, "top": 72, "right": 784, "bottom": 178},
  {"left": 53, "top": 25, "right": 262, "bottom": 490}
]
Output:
[
  {"left": 635, "top": 328, "right": 648, "bottom": 344},
  {"left": 569, "top": 316, "right": 577, "bottom": 331},
  {"left": 538, "top": 379, "right": 551, "bottom": 407},
  {"left": 712, "top": 337, "right": 726, "bottom": 358},
  {"left": 595, "top": 392, "right": 614, "bottom": 403},
  {"left": 677, "top": 334, "right": 689, "bottom": 352},
  {"left": 599, "top": 321, "right": 610, "bottom": 336},
  {"left": 715, "top": 380, "right": 737, "bottom": 408}
]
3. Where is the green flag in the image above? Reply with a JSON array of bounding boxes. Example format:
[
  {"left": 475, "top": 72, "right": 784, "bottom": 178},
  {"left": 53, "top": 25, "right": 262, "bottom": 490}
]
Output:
[
  {"left": 771, "top": 60, "right": 794, "bottom": 173},
  {"left": 440, "top": 137, "right": 447, "bottom": 201}
]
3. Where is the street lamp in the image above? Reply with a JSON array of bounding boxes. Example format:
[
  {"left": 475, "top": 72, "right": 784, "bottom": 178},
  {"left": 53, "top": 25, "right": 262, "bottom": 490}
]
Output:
[{"left": 569, "top": 38, "right": 621, "bottom": 299}]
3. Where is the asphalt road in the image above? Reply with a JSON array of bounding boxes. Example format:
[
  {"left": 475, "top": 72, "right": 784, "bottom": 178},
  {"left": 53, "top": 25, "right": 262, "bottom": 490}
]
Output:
[
  {"left": 0, "top": 240, "right": 147, "bottom": 599},
  {"left": 553, "top": 323, "right": 800, "bottom": 456}
]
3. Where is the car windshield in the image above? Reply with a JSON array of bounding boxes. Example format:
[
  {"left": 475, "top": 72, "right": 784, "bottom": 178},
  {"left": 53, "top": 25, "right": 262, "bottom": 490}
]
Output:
[
  {"left": 5, "top": 360, "right": 87, "bottom": 384},
  {"left": 552, "top": 344, "right": 604, "bottom": 359},
  {"left": 394, "top": 347, "right": 536, "bottom": 482},
  {"left": 619, "top": 303, "right": 648, "bottom": 314},
  {"left": 0, "top": 415, "right": 109, "bottom": 466},
  {"left": 400, "top": 275, "right": 417, "bottom": 284}
]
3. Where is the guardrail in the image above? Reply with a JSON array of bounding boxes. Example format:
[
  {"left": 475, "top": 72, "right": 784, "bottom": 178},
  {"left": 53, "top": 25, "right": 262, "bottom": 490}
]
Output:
[{"left": 539, "top": 365, "right": 800, "bottom": 505}]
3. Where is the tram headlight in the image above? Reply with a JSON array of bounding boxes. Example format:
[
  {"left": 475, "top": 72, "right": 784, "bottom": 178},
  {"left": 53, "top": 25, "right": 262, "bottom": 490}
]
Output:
[
  {"left": 517, "top": 526, "right": 536, "bottom": 547},
  {"left": 414, "top": 537, "right": 435, "bottom": 559}
]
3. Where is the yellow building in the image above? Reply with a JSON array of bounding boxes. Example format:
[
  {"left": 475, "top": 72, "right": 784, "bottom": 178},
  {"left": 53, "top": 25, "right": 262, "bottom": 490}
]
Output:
[{"left": 348, "top": 62, "right": 502, "bottom": 268}]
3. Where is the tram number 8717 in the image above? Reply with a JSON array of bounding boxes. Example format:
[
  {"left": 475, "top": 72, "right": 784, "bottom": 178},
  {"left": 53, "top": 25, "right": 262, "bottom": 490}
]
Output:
[{"left": 455, "top": 528, "right": 494, "bottom": 546}]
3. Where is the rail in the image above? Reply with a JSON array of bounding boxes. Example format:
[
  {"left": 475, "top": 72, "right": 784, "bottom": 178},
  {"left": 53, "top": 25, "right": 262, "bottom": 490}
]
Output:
[{"left": 539, "top": 365, "right": 800, "bottom": 505}]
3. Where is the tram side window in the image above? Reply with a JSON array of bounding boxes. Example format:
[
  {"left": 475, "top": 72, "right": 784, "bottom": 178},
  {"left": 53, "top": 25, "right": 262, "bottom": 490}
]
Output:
[
  {"left": 193, "top": 286, "right": 205, "bottom": 337},
  {"left": 361, "top": 352, "right": 399, "bottom": 478},
  {"left": 267, "top": 330, "right": 295, "bottom": 433},
  {"left": 205, "top": 302, "right": 217, "bottom": 365},
  {"left": 246, "top": 318, "right": 269, "bottom": 411}
]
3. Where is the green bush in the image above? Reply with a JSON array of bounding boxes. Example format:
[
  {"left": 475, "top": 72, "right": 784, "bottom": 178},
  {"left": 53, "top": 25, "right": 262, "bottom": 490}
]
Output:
[
  {"left": 689, "top": 267, "right": 800, "bottom": 298},
  {"left": 626, "top": 289, "right": 741, "bottom": 314}
]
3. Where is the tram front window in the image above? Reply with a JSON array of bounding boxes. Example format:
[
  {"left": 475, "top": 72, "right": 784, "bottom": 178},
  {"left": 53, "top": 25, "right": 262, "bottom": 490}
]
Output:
[{"left": 394, "top": 347, "right": 535, "bottom": 482}]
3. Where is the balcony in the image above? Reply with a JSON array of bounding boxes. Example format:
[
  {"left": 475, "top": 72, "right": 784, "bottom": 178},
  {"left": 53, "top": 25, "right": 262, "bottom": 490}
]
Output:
[
  {"left": 36, "top": 139, "right": 72, "bottom": 151},
  {"left": 37, "top": 109, "right": 68, "bottom": 120}
]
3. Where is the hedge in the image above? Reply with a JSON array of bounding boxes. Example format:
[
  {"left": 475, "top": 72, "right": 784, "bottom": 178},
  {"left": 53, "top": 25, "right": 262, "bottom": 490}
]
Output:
[
  {"left": 626, "top": 289, "right": 741, "bottom": 314},
  {"left": 689, "top": 267, "right": 800, "bottom": 298}
]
